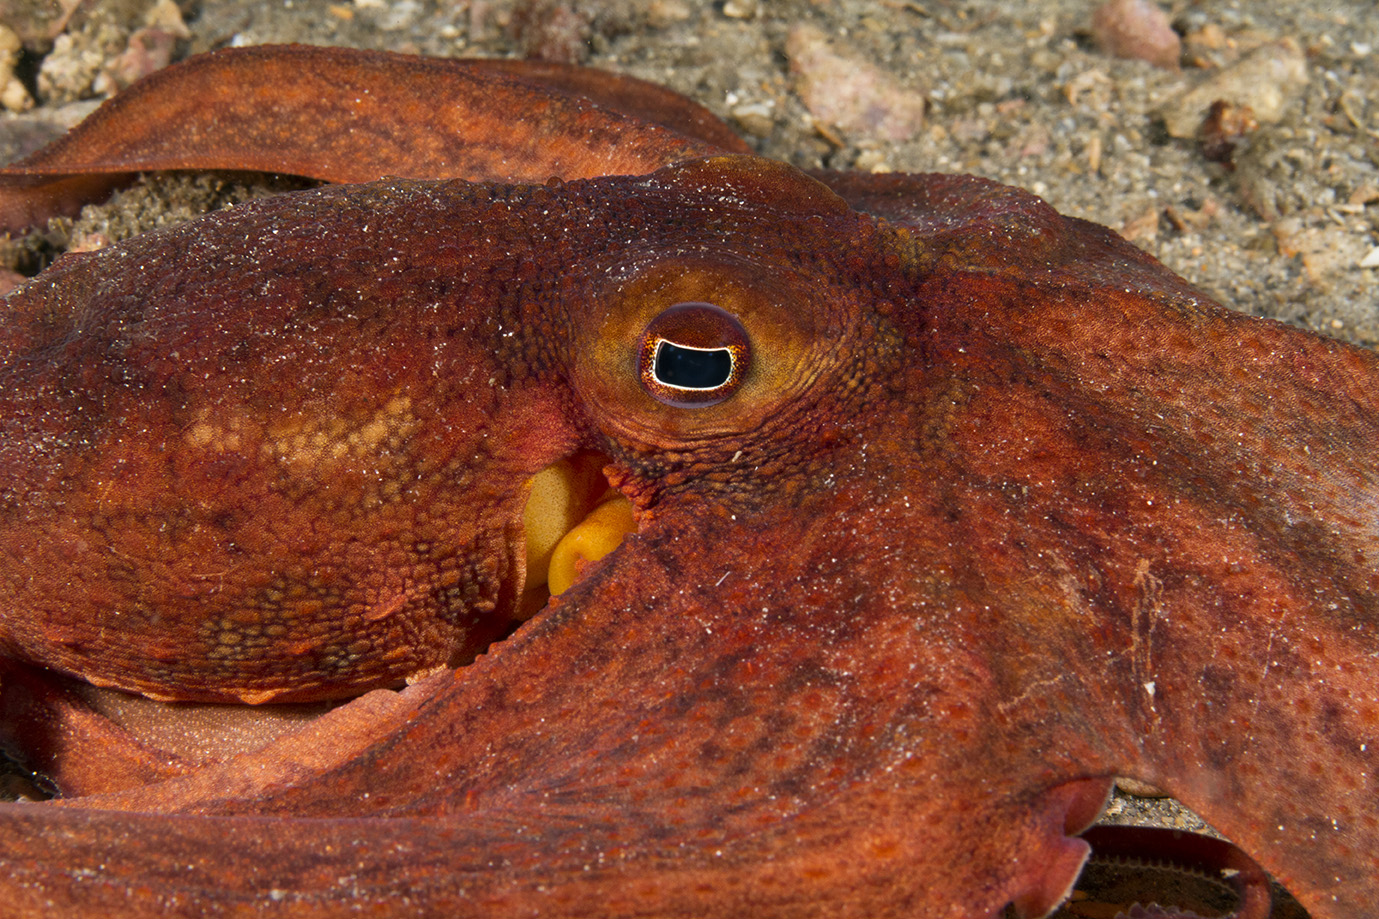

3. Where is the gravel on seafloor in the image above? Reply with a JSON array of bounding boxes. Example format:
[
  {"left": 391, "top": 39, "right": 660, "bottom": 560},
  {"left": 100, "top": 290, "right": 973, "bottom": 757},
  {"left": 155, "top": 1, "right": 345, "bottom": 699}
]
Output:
[{"left": 2, "top": 0, "right": 1374, "bottom": 344}]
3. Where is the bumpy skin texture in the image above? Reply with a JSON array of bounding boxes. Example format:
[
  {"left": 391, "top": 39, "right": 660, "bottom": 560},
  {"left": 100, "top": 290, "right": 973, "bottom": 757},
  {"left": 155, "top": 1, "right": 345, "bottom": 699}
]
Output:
[
  {"left": 0, "top": 44, "right": 743, "bottom": 233},
  {"left": 0, "top": 46, "right": 1377, "bottom": 919}
]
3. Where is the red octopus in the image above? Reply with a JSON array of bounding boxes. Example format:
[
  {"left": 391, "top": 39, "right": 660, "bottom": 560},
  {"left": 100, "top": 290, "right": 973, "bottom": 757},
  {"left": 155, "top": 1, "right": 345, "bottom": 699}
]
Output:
[{"left": 0, "top": 45, "right": 1374, "bottom": 918}]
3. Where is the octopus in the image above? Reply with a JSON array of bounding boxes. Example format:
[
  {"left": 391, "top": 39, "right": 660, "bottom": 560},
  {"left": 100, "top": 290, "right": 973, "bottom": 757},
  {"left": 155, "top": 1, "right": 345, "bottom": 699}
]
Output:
[{"left": 0, "top": 44, "right": 1374, "bottom": 919}]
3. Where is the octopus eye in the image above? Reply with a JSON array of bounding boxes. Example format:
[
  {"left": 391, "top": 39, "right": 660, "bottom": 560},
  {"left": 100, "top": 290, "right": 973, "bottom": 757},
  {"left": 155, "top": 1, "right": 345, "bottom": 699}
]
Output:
[{"left": 637, "top": 302, "right": 750, "bottom": 408}]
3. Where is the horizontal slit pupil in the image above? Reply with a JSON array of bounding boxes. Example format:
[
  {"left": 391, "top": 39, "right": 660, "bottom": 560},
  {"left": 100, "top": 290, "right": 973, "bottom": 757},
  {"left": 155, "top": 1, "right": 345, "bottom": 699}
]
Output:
[{"left": 654, "top": 341, "right": 733, "bottom": 390}]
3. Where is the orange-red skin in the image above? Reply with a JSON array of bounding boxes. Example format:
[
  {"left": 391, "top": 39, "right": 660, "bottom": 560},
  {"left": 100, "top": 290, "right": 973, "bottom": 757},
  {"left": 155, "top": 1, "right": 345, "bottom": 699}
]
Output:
[{"left": 0, "top": 45, "right": 1376, "bottom": 919}]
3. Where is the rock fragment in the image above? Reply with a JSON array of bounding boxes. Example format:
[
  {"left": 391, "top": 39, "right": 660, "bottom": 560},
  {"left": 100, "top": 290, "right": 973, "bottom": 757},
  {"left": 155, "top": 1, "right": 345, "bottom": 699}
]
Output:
[
  {"left": 1158, "top": 38, "right": 1308, "bottom": 139},
  {"left": 1091, "top": 0, "right": 1181, "bottom": 71},
  {"left": 785, "top": 23, "right": 924, "bottom": 143},
  {"left": 0, "top": 24, "right": 32, "bottom": 112},
  {"left": 1196, "top": 99, "right": 1258, "bottom": 167}
]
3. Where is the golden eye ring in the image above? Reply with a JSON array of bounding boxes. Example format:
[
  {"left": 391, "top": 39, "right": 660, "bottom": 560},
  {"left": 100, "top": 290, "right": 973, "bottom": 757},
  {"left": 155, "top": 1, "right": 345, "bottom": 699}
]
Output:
[{"left": 637, "top": 302, "right": 750, "bottom": 408}]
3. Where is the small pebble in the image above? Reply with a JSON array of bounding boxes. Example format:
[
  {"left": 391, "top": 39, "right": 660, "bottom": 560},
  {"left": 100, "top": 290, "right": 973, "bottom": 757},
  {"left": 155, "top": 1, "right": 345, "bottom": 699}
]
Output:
[
  {"left": 144, "top": 0, "right": 191, "bottom": 39},
  {"left": 785, "top": 23, "right": 925, "bottom": 143},
  {"left": 1197, "top": 99, "right": 1258, "bottom": 167},
  {"left": 0, "top": 24, "right": 32, "bottom": 113},
  {"left": 731, "top": 101, "right": 775, "bottom": 138},
  {"left": 853, "top": 149, "right": 890, "bottom": 173},
  {"left": 1091, "top": 0, "right": 1181, "bottom": 71},
  {"left": 1115, "top": 777, "right": 1170, "bottom": 798},
  {"left": 721, "top": 0, "right": 759, "bottom": 20},
  {"left": 92, "top": 28, "right": 179, "bottom": 96},
  {"left": 645, "top": 0, "right": 692, "bottom": 29},
  {"left": 510, "top": 2, "right": 593, "bottom": 64}
]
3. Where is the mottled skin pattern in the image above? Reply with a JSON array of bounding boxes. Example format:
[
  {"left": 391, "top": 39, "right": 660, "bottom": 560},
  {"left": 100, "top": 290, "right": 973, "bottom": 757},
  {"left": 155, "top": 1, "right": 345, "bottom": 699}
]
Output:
[{"left": 0, "top": 45, "right": 1376, "bottom": 919}]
